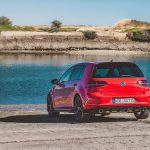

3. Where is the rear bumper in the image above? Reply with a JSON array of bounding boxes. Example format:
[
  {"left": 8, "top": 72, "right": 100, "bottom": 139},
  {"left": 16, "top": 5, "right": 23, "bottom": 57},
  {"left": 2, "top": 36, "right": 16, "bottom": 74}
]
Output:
[
  {"left": 85, "top": 106, "right": 150, "bottom": 114},
  {"left": 85, "top": 102, "right": 150, "bottom": 108},
  {"left": 84, "top": 96, "right": 150, "bottom": 109}
]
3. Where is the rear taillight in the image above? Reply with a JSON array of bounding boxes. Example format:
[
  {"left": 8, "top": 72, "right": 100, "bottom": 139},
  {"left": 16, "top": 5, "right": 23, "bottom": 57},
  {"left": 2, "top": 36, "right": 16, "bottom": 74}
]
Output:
[
  {"left": 86, "top": 81, "right": 107, "bottom": 88},
  {"left": 137, "top": 80, "right": 149, "bottom": 86}
]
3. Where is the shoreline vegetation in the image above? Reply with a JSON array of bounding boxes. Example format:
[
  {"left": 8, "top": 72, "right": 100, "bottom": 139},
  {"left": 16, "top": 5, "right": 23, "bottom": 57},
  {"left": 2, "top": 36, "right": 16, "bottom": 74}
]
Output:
[{"left": 0, "top": 17, "right": 150, "bottom": 54}]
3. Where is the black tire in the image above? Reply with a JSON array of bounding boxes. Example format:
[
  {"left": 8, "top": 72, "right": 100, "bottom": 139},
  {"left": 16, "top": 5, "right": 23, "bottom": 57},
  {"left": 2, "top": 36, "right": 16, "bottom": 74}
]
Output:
[
  {"left": 134, "top": 108, "right": 149, "bottom": 119},
  {"left": 74, "top": 95, "right": 91, "bottom": 122},
  {"left": 47, "top": 94, "right": 59, "bottom": 117}
]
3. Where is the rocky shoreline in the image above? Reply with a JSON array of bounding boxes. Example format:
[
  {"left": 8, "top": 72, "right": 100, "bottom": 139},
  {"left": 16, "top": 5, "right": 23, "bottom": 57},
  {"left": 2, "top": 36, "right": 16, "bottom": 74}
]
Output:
[
  {"left": 0, "top": 31, "right": 150, "bottom": 53},
  {"left": 0, "top": 104, "right": 46, "bottom": 112}
]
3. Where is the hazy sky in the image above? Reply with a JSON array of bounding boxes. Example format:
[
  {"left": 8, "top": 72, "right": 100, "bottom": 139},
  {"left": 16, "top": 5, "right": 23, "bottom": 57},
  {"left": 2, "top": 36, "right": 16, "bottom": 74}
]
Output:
[{"left": 0, "top": 0, "right": 149, "bottom": 26}]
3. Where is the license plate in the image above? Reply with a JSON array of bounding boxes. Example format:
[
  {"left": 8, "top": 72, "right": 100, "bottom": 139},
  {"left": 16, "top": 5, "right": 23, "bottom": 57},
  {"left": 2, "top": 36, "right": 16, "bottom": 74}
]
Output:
[{"left": 112, "top": 98, "right": 135, "bottom": 104}]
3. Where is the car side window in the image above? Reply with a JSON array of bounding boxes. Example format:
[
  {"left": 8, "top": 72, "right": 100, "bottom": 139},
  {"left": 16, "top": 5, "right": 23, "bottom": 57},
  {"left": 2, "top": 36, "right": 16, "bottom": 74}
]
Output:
[
  {"left": 70, "top": 65, "right": 85, "bottom": 81},
  {"left": 114, "top": 68, "right": 120, "bottom": 77},
  {"left": 59, "top": 67, "right": 74, "bottom": 82}
]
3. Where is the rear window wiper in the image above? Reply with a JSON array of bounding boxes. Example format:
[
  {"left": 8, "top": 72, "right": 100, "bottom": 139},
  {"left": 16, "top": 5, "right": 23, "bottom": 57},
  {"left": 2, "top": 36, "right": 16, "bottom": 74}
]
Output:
[{"left": 120, "top": 75, "right": 136, "bottom": 77}]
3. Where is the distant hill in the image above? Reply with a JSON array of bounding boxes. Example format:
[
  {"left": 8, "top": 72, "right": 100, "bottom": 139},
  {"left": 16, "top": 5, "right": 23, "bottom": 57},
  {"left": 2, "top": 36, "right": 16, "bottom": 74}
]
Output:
[{"left": 112, "top": 19, "right": 150, "bottom": 29}]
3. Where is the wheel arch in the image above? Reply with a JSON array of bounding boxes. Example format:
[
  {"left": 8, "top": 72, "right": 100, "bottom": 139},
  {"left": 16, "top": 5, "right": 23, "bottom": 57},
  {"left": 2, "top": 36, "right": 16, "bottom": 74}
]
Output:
[{"left": 47, "top": 92, "right": 52, "bottom": 104}]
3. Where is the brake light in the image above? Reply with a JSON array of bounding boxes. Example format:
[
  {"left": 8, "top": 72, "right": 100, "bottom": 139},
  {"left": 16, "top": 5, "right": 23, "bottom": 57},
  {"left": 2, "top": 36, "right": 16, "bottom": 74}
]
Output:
[
  {"left": 137, "top": 80, "right": 149, "bottom": 86},
  {"left": 86, "top": 81, "right": 107, "bottom": 88}
]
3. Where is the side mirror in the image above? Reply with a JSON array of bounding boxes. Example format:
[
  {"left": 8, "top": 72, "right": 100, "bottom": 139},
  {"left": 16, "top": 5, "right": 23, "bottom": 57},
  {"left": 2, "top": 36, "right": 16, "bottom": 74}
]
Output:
[
  {"left": 51, "top": 79, "right": 58, "bottom": 85},
  {"left": 58, "top": 81, "right": 65, "bottom": 87}
]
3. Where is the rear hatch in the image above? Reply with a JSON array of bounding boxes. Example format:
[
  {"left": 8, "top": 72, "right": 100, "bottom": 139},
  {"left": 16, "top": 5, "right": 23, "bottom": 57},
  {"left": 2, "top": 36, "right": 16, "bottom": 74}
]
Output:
[{"left": 88, "top": 62, "right": 148, "bottom": 97}]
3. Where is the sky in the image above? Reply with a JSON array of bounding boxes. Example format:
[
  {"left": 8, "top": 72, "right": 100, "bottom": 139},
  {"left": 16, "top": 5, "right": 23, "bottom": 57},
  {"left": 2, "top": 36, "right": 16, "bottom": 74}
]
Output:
[{"left": 0, "top": 0, "right": 150, "bottom": 26}]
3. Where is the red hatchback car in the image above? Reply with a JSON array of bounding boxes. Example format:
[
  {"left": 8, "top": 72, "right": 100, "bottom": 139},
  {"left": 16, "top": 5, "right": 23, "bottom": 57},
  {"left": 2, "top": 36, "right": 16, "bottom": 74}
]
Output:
[{"left": 47, "top": 62, "right": 150, "bottom": 121}]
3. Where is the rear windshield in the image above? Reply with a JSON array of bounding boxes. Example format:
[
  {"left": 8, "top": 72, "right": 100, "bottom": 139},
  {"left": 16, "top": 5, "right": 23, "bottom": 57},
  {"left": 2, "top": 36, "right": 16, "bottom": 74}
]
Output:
[{"left": 92, "top": 63, "right": 144, "bottom": 78}]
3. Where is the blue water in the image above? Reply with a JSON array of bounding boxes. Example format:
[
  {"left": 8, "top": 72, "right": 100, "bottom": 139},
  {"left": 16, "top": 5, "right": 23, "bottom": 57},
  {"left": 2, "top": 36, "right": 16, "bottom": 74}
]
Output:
[{"left": 0, "top": 54, "right": 150, "bottom": 104}]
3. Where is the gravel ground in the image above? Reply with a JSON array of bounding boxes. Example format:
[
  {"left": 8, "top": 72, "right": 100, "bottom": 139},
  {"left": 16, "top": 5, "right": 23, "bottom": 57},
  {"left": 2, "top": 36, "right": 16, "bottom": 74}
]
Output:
[{"left": 0, "top": 109, "right": 150, "bottom": 150}]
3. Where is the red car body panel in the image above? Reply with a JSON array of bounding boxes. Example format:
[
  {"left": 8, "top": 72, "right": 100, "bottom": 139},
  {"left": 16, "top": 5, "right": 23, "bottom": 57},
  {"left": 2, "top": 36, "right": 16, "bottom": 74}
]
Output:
[
  {"left": 85, "top": 77, "right": 150, "bottom": 109},
  {"left": 50, "top": 62, "right": 150, "bottom": 111}
]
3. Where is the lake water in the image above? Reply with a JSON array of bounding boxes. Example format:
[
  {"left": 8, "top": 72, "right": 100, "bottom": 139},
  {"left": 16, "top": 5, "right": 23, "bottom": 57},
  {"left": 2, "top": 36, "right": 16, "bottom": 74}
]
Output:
[{"left": 0, "top": 53, "right": 150, "bottom": 104}]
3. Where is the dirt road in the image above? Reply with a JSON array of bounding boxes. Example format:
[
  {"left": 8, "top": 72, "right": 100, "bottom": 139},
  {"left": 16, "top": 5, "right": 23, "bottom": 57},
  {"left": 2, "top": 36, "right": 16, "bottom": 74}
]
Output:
[{"left": 0, "top": 110, "right": 150, "bottom": 150}]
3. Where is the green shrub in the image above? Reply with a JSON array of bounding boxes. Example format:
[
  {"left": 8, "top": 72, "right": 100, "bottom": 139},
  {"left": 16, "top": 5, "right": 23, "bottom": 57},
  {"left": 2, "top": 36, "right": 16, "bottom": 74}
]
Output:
[
  {"left": 124, "top": 28, "right": 140, "bottom": 33},
  {"left": 126, "top": 30, "right": 150, "bottom": 42},
  {"left": 0, "top": 16, "right": 12, "bottom": 26},
  {"left": 82, "top": 30, "right": 97, "bottom": 40},
  {"left": 0, "top": 25, "right": 35, "bottom": 31},
  {"left": 51, "top": 20, "right": 62, "bottom": 29},
  {"left": 50, "top": 27, "right": 60, "bottom": 33},
  {"left": 38, "top": 26, "right": 77, "bottom": 33},
  {"left": 21, "top": 26, "right": 34, "bottom": 31},
  {"left": 0, "top": 25, "right": 14, "bottom": 31}
]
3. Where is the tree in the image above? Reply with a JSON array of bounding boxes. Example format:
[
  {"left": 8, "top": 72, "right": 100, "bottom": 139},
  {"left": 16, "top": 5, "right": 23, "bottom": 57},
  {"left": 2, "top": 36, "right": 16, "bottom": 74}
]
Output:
[
  {"left": 0, "top": 16, "right": 12, "bottom": 26},
  {"left": 51, "top": 20, "right": 62, "bottom": 28},
  {"left": 50, "top": 20, "right": 62, "bottom": 32}
]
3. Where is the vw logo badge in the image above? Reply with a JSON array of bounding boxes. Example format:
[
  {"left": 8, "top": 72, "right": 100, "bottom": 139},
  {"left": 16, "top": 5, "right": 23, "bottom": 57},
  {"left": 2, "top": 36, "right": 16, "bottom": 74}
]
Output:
[{"left": 120, "top": 81, "right": 126, "bottom": 86}]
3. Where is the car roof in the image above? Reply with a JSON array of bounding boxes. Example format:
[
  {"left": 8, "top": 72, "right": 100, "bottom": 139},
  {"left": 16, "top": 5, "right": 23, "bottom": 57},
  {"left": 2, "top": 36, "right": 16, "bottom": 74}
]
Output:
[{"left": 74, "top": 62, "right": 136, "bottom": 66}]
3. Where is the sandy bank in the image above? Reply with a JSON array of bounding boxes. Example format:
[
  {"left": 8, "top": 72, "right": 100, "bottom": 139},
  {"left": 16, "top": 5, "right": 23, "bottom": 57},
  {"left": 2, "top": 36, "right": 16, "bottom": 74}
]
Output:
[
  {"left": 0, "top": 49, "right": 149, "bottom": 56},
  {"left": 0, "top": 104, "right": 46, "bottom": 112},
  {"left": 0, "top": 109, "right": 150, "bottom": 150}
]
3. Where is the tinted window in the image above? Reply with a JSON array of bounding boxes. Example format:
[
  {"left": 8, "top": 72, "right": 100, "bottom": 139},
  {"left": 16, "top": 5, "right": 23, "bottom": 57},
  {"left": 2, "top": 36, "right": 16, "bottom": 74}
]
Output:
[
  {"left": 70, "top": 65, "right": 85, "bottom": 81},
  {"left": 59, "top": 67, "right": 74, "bottom": 82},
  {"left": 119, "top": 66, "right": 141, "bottom": 77},
  {"left": 92, "top": 63, "right": 143, "bottom": 78}
]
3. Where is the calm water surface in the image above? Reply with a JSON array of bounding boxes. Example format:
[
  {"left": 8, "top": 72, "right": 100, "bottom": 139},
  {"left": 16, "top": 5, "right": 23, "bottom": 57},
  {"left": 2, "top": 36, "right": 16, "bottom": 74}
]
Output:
[{"left": 0, "top": 53, "right": 150, "bottom": 104}]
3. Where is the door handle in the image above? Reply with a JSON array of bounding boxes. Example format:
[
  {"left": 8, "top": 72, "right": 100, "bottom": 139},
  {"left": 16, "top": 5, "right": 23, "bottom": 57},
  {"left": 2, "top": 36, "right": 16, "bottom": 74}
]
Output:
[{"left": 74, "top": 83, "right": 77, "bottom": 86}]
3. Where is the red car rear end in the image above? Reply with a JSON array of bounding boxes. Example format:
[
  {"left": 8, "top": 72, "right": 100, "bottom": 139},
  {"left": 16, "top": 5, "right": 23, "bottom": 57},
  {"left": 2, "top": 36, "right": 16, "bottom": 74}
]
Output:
[
  {"left": 48, "top": 62, "right": 150, "bottom": 122},
  {"left": 85, "top": 62, "right": 150, "bottom": 108}
]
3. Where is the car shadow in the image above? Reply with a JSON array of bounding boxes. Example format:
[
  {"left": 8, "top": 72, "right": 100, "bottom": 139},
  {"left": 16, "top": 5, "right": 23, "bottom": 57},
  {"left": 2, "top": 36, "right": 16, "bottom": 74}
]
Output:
[
  {"left": 0, "top": 114, "right": 137, "bottom": 124},
  {"left": 141, "top": 120, "right": 150, "bottom": 124}
]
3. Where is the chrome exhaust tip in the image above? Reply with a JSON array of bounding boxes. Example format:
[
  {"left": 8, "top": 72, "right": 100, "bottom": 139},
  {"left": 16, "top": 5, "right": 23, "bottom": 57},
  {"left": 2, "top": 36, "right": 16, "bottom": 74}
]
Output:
[
  {"left": 99, "top": 109, "right": 104, "bottom": 114},
  {"left": 142, "top": 107, "right": 148, "bottom": 111}
]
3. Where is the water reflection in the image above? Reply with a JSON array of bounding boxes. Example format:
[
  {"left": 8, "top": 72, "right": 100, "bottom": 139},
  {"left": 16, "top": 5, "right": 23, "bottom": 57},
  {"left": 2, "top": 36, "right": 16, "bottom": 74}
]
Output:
[
  {"left": 0, "top": 53, "right": 148, "bottom": 65},
  {"left": 0, "top": 53, "right": 150, "bottom": 104}
]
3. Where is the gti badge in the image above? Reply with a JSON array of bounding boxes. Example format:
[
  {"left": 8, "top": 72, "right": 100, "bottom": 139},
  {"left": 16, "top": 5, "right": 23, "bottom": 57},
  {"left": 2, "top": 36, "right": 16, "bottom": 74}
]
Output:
[{"left": 120, "top": 81, "right": 126, "bottom": 86}]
